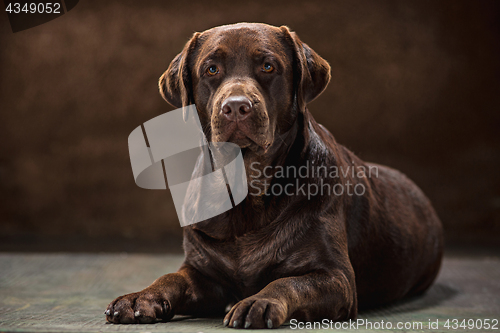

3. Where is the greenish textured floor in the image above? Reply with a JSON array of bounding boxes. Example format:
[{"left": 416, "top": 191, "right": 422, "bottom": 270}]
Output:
[{"left": 0, "top": 253, "right": 499, "bottom": 333}]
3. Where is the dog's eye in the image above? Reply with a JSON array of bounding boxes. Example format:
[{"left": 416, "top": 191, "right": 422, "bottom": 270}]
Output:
[
  {"left": 207, "top": 65, "right": 219, "bottom": 76},
  {"left": 262, "top": 63, "right": 274, "bottom": 73}
]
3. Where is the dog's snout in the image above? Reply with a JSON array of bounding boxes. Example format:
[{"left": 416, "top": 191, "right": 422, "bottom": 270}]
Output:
[{"left": 221, "top": 96, "right": 252, "bottom": 121}]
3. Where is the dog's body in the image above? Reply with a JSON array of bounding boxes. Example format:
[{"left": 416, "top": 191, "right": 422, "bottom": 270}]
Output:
[{"left": 106, "top": 23, "right": 443, "bottom": 328}]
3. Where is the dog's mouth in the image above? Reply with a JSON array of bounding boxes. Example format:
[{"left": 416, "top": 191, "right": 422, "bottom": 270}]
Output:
[
  {"left": 228, "top": 129, "right": 271, "bottom": 153},
  {"left": 212, "top": 120, "right": 272, "bottom": 153},
  {"left": 228, "top": 129, "right": 261, "bottom": 146}
]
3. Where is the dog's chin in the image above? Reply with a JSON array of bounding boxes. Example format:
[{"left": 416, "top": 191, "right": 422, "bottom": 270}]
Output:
[
  {"left": 228, "top": 132, "right": 253, "bottom": 148},
  {"left": 211, "top": 127, "right": 272, "bottom": 156},
  {"left": 229, "top": 132, "right": 271, "bottom": 155}
]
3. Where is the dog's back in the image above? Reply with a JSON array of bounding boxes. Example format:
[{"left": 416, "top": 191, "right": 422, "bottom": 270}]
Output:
[{"left": 341, "top": 153, "right": 443, "bottom": 307}]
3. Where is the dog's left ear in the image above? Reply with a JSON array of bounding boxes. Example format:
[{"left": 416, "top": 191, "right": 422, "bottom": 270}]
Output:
[
  {"left": 280, "top": 26, "right": 331, "bottom": 111},
  {"left": 159, "top": 32, "right": 201, "bottom": 111}
]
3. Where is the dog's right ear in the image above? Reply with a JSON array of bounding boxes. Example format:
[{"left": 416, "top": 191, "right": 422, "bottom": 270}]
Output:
[{"left": 159, "top": 32, "right": 200, "bottom": 109}]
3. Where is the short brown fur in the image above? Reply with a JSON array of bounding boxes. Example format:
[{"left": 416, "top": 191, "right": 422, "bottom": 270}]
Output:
[{"left": 106, "top": 23, "right": 443, "bottom": 328}]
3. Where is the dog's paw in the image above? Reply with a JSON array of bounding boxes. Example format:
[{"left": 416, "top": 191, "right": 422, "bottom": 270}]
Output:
[
  {"left": 223, "top": 296, "right": 287, "bottom": 329},
  {"left": 105, "top": 291, "right": 173, "bottom": 324}
]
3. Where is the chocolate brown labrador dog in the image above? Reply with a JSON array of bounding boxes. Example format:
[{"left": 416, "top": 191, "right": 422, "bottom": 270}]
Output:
[{"left": 105, "top": 23, "right": 443, "bottom": 328}]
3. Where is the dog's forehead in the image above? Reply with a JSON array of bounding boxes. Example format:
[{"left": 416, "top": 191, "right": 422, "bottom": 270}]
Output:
[{"left": 198, "top": 24, "right": 289, "bottom": 60}]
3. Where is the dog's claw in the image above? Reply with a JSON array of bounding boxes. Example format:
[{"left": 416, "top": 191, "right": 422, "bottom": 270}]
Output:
[
  {"left": 233, "top": 320, "right": 239, "bottom": 328},
  {"left": 223, "top": 319, "right": 229, "bottom": 327},
  {"left": 105, "top": 310, "right": 110, "bottom": 316},
  {"left": 114, "top": 311, "right": 119, "bottom": 317},
  {"left": 267, "top": 319, "right": 273, "bottom": 328},
  {"left": 245, "top": 321, "right": 251, "bottom": 328},
  {"left": 134, "top": 311, "right": 140, "bottom": 317}
]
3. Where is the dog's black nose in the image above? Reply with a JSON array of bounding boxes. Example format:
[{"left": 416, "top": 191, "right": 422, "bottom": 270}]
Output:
[{"left": 221, "top": 96, "right": 252, "bottom": 121}]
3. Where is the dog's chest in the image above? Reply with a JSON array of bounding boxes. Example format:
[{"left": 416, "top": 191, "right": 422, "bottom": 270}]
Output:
[{"left": 218, "top": 235, "right": 281, "bottom": 292}]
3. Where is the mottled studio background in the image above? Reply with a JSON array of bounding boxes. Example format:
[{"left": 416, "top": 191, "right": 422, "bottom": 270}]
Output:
[{"left": 0, "top": 0, "right": 499, "bottom": 251}]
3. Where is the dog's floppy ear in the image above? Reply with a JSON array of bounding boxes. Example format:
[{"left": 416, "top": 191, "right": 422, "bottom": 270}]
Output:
[
  {"left": 159, "top": 32, "right": 201, "bottom": 111},
  {"left": 280, "top": 26, "right": 331, "bottom": 111}
]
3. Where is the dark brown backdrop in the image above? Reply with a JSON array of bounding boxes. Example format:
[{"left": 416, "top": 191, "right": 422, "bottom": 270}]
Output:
[{"left": 1, "top": 0, "right": 499, "bottom": 250}]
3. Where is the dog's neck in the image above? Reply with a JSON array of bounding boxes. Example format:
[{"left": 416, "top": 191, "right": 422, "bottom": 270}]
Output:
[
  {"left": 243, "top": 112, "right": 301, "bottom": 194},
  {"left": 190, "top": 109, "right": 315, "bottom": 239}
]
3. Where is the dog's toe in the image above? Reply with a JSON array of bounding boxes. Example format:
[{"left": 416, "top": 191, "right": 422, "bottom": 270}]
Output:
[
  {"left": 105, "top": 292, "right": 172, "bottom": 324},
  {"left": 224, "top": 296, "right": 287, "bottom": 329}
]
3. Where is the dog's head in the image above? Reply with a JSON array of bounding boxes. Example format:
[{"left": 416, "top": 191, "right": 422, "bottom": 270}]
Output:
[{"left": 159, "top": 23, "right": 330, "bottom": 155}]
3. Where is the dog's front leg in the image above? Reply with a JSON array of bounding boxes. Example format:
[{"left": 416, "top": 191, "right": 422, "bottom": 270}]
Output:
[
  {"left": 224, "top": 270, "right": 357, "bottom": 329},
  {"left": 105, "top": 264, "right": 230, "bottom": 324}
]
